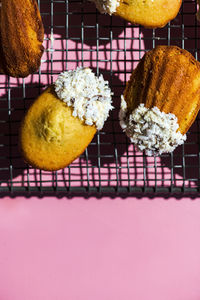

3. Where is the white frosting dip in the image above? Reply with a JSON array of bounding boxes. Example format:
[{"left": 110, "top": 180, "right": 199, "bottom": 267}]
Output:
[
  {"left": 119, "top": 97, "right": 186, "bottom": 156},
  {"left": 54, "top": 67, "right": 113, "bottom": 130},
  {"left": 90, "top": 0, "right": 120, "bottom": 15}
]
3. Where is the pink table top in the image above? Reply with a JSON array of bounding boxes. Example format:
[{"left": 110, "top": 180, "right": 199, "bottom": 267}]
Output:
[{"left": 0, "top": 196, "right": 200, "bottom": 300}]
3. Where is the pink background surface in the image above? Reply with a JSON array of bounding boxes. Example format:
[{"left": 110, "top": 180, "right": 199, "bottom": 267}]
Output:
[{"left": 0, "top": 196, "right": 200, "bottom": 300}]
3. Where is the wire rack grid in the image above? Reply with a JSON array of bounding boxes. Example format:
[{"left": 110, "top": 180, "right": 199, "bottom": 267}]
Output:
[{"left": 0, "top": 0, "right": 200, "bottom": 196}]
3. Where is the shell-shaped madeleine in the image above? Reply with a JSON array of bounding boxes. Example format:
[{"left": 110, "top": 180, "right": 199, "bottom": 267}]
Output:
[
  {"left": 124, "top": 45, "right": 200, "bottom": 135},
  {"left": 19, "top": 87, "right": 96, "bottom": 171},
  {"left": 0, "top": 0, "right": 44, "bottom": 78},
  {"left": 115, "top": 0, "right": 182, "bottom": 28}
]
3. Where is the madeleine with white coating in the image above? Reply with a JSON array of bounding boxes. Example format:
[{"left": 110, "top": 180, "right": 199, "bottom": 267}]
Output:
[
  {"left": 90, "top": 0, "right": 182, "bottom": 28},
  {"left": 19, "top": 68, "right": 113, "bottom": 171},
  {"left": 119, "top": 45, "right": 200, "bottom": 155}
]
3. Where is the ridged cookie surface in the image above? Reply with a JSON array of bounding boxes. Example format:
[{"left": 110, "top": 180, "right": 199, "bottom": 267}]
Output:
[
  {"left": 124, "top": 45, "right": 200, "bottom": 135},
  {"left": 0, "top": 0, "right": 44, "bottom": 77},
  {"left": 116, "top": 0, "right": 182, "bottom": 28},
  {"left": 19, "top": 86, "right": 96, "bottom": 171}
]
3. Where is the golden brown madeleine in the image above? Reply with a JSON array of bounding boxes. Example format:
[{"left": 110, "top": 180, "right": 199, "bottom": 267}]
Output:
[
  {"left": 115, "top": 0, "right": 182, "bottom": 28},
  {"left": 124, "top": 45, "right": 200, "bottom": 135},
  {"left": 90, "top": 0, "right": 182, "bottom": 28},
  {"left": 19, "top": 68, "right": 113, "bottom": 171},
  {"left": 19, "top": 86, "right": 97, "bottom": 171},
  {"left": 119, "top": 46, "right": 200, "bottom": 155},
  {"left": 0, "top": 0, "right": 44, "bottom": 77}
]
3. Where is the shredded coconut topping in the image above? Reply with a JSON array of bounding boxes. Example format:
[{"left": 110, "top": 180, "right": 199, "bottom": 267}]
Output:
[
  {"left": 89, "top": 0, "right": 120, "bottom": 15},
  {"left": 119, "top": 97, "right": 187, "bottom": 156},
  {"left": 54, "top": 67, "right": 113, "bottom": 130}
]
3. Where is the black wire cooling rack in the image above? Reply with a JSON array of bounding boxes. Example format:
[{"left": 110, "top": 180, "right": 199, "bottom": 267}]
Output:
[{"left": 0, "top": 0, "right": 200, "bottom": 197}]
